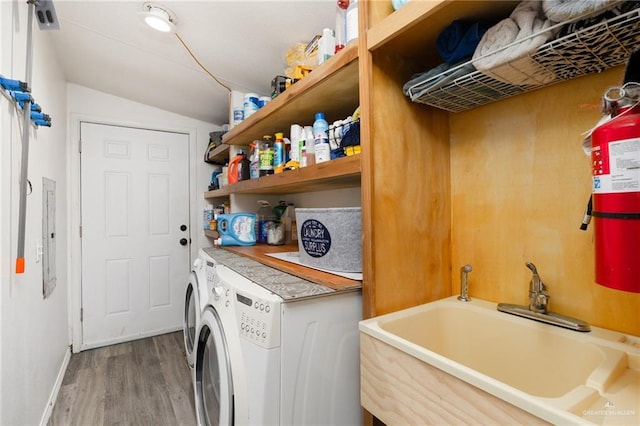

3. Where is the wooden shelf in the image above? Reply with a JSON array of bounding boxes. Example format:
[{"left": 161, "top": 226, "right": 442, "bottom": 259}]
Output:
[
  {"left": 221, "top": 244, "right": 362, "bottom": 292},
  {"left": 204, "top": 154, "right": 361, "bottom": 198},
  {"left": 367, "top": 1, "right": 517, "bottom": 59},
  {"left": 222, "top": 43, "right": 360, "bottom": 146},
  {"left": 204, "top": 143, "right": 229, "bottom": 164}
]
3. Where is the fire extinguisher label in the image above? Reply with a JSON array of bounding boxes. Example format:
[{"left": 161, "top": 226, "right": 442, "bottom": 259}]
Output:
[{"left": 593, "top": 137, "right": 640, "bottom": 194}]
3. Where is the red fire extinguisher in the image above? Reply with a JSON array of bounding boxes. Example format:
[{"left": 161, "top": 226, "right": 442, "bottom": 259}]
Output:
[{"left": 589, "top": 83, "right": 640, "bottom": 293}]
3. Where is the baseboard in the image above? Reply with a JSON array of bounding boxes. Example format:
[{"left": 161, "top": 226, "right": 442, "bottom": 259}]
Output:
[
  {"left": 40, "top": 345, "right": 72, "bottom": 426},
  {"left": 80, "top": 325, "right": 183, "bottom": 351}
]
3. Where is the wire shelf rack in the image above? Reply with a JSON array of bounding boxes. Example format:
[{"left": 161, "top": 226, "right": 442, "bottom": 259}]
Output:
[{"left": 406, "top": 5, "right": 640, "bottom": 113}]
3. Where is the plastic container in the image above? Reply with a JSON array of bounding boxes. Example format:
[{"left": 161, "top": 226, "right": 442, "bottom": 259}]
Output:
[
  {"left": 215, "top": 213, "right": 257, "bottom": 246},
  {"left": 258, "top": 96, "right": 271, "bottom": 108},
  {"left": 256, "top": 200, "right": 276, "bottom": 244},
  {"left": 283, "top": 203, "right": 297, "bottom": 244},
  {"left": 290, "top": 124, "right": 302, "bottom": 163},
  {"left": 203, "top": 204, "right": 214, "bottom": 230},
  {"left": 346, "top": 0, "right": 358, "bottom": 45},
  {"left": 274, "top": 132, "right": 285, "bottom": 174},
  {"left": 295, "top": 207, "right": 362, "bottom": 272},
  {"left": 233, "top": 107, "right": 244, "bottom": 126},
  {"left": 243, "top": 93, "right": 260, "bottom": 119},
  {"left": 273, "top": 200, "right": 288, "bottom": 221},
  {"left": 266, "top": 221, "right": 285, "bottom": 245},
  {"left": 249, "top": 141, "right": 260, "bottom": 179},
  {"left": 227, "top": 151, "right": 250, "bottom": 184},
  {"left": 258, "top": 135, "right": 274, "bottom": 176},
  {"left": 313, "top": 112, "right": 331, "bottom": 163},
  {"left": 318, "top": 28, "right": 335, "bottom": 65},
  {"left": 335, "top": 2, "right": 347, "bottom": 53},
  {"left": 304, "top": 125, "right": 315, "bottom": 167}
]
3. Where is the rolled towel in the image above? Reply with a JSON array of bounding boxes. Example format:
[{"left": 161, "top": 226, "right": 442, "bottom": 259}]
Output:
[
  {"left": 472, "top": 0, "right": 558, "bottom": 85},
  {"left": 437, "top": 20, "right": 491, "bottom": 64},
  {"left": 542, "top": 0, "right": 619, "bottom": 22}
]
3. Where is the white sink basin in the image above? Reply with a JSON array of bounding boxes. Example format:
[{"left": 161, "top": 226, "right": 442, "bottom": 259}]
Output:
[{"left": 359, "top": 297, "right": 640, "bottom": 425}]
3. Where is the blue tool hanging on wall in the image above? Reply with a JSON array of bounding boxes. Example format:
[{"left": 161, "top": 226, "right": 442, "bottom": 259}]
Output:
[{"left": 1, "top": 0, "right": 60, "bottom": 274}]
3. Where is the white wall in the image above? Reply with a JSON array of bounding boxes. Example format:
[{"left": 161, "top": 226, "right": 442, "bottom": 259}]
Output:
[{"left": 1, "top": 2, "right": 69, "bottom": 425}]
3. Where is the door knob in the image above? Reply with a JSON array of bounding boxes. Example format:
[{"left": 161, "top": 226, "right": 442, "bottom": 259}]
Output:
[
  {"left": 179, "top": 238, "right": 188, "bottom": 246},
  {"left": 180, "top": 224, "right": 187, "bottom": 231}
]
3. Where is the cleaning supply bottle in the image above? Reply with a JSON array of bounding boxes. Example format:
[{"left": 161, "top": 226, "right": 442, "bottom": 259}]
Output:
[
  {"left": 304, "top": 125, "right": 315, "bottom": 166},
  {"left": 346, "top": 0, "right": 358, "bottom": 45},
  {"left": 335, "top": 1, "right": 347, "bottom": 53},
  {"left": 318, "top": 28, "right": 335, "bottom": 65},
  {"left": 258, "top": 135, "right": 274, "bottom": 176},
  {"left": 255, "top": 200, "right": 275, "bottom": 244},
  {"left": 283, "top": 203, "right": 297, "bottom": 244},
  {"left": 227, "top": 150, "right": 250, "bottom": 184},
  {"left": 249, "top": 141, "right": 260, "bottom": 179},
  {"left": 214, "top": 213, "right": 257, "bottom": 246},
  {"left": 274, "top": 132, "right": 285, "bottom": 174},
  {"left": 313, "top": 112, "right": 331, "bottom": 163},
  {"left": 273, "top": 200, "right": 288, "bottom": 221}
]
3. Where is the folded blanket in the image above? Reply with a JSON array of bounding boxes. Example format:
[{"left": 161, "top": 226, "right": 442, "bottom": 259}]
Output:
[
  {"left": 437, "top": 20, "right": 491, "bottom": 64},
  {"left": 557, "top": 0, "right": 640, "bottom": 38},
  {"left": 542, "top": 0, "right": 618, "bottom": 22},
  {"left": 472, "top": 0, "right": 558, "bottom": 85}
]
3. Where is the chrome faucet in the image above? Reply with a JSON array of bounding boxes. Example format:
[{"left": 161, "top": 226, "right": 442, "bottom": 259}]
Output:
[
  {"left": 527, "top": 262, "right": 549, "bottom": 313},
  {"left": 497, "top": 262, "right": 591, "bottom": 332},
  {"left": 458, "top": 264, "right": 472, "bottom": 302}
]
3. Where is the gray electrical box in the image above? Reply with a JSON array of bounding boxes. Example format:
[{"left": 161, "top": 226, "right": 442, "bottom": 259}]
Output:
[{"left": 43, "top": 177, "right": 56, "bottom": 298}]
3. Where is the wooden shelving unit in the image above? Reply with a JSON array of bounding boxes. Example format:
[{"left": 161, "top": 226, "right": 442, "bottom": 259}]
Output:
[{"left": 204, "top": 42, "right": 362, "bottom": 294}]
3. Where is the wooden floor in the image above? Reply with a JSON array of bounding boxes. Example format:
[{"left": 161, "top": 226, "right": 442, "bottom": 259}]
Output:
[{"left": 49, "top": 331, "right": 197, "bottom": 426}]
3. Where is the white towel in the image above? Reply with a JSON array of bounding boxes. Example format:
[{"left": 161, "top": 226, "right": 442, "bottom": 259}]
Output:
[
  {"left": 472, "top": 0, "right": 558, "bottom": 85},
  {"left": 542, "top": 0, "right": 618, "bottom": 22}
]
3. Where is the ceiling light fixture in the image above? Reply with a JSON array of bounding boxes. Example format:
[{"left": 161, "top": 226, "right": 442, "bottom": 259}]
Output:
[{"left": 140, "top": 2, "right": 176, "bottom": 33}]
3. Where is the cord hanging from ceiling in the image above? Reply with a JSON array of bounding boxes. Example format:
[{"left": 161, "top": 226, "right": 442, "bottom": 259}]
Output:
[
  {"left": 140, "top": 3, "right": 231, "bottom": 94},
  {"left": 174, "top": 32, "right": 231, "bottom": 93}
]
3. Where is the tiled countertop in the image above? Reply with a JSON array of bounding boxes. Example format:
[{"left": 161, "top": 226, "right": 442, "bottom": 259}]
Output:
[{"left": 202, "top": 246, "right": 360, "bottom": 301}]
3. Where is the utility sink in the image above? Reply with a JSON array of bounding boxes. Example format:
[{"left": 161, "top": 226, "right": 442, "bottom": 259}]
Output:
[{"left": 359, "top": 297, "right": 640, "bottom": 425}]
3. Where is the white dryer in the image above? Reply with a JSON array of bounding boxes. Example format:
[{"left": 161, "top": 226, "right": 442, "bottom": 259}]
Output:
[
  {"left": 183, "top": 250, "right": 216, "bottom": 370},
  {"left": 193, "top": 260, "right": 362, "bottom": 426}
]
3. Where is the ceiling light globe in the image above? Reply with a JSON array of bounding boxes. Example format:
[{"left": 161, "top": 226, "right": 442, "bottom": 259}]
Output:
[
  {"left": 145, "top": 14, "right": 171, "bottom": 32},
  {"left": 140, "top": 3, "right": 176, "bottom": 33}
]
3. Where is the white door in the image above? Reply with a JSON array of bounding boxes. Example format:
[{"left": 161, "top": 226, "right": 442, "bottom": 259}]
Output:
[{"left": 80, "top": 122, "right": 190, "bottom": 349}]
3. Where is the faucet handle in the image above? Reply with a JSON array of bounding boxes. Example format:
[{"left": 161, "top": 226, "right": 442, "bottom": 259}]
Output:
[{"left": 526, "top": 261, "right": 550, "bottom": 313}]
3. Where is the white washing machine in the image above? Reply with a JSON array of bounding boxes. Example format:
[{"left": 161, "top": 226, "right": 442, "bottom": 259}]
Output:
[
  {"left": 193, "top": 258, "right": 362, "bottom": 426},
  {"left": 183, "top": 250, "right": 216, "bottom": 370}
]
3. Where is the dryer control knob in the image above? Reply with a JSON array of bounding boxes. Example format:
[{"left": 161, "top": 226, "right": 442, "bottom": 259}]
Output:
[
  {"left": 193, "top": 258, "right": 202, "bottom": 268},
  {"left": 213, "top": 286, "right": 224, "bottom": 300}
]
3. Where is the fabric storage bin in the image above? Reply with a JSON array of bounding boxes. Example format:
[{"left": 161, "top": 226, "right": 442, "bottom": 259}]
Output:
[{"left": 295, "top": 207, "right": 362, "bottom": 273}]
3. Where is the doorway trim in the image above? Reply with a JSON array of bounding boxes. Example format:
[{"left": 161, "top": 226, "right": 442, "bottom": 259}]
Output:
[{"left": 67, "top": 112, "right": 198, "bottom": 353}]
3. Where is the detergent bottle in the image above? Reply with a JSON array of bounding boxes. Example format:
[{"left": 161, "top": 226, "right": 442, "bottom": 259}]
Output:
[
  {"left": 214, "top": 213, "right": 257, "bottom": 246},
  {"left": 227, "top": 151, "right": 250, "bottom": 184}
]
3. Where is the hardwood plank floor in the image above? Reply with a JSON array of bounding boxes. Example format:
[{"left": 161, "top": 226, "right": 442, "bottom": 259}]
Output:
[{"left": 49, "top": 331, "right": 197, "bottom": 426}]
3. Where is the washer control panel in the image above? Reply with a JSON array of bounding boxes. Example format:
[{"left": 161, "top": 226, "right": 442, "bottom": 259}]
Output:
[
  {"left": 235, "top": 290, "right": 280, "bottom": 349},
  {"left": 206, "top": 262, "right": 233, "bottom": 310}
]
